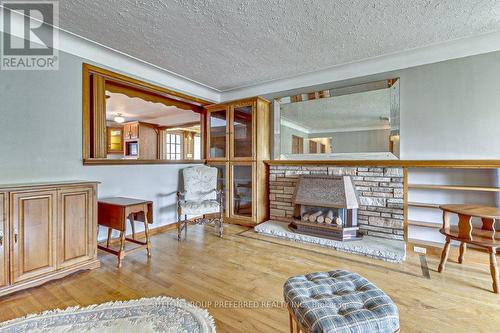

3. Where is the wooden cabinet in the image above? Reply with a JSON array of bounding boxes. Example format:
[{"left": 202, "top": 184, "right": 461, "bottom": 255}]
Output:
[
  {"left": 0, "top": 181, "right": 100, "bottom": 297},
  {"left": 0, "top": 192, "right": 7, "bottom": 288},
  {"left": 106, "top": 127, "right": 123, "bottom": 154},
  {"left": 206, "top": 97, "right": 270, "bottom": 225},
  {"left": 123, "top": 122, "right": 139, "bottom": 140},
  {"left": 123, "top": 121, "right": 158, "bottom": 160}
]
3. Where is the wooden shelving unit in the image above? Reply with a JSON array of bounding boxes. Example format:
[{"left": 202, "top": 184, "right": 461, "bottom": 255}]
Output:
[{"left": 407, "top": 171, "right": 500, "bottom": 249}]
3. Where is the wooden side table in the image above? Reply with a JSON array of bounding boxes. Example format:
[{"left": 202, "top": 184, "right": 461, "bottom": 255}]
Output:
[
  {"left": 98, "top": 197, "right": 153, "bottom": 267},
  {"left": 438, "top": 204, "right": 500, "bottom": 293}
]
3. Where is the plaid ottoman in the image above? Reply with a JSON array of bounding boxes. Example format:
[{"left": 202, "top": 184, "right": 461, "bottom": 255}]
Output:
[{"left": 284, "top": 270, "right": 399, "bottom": 333}]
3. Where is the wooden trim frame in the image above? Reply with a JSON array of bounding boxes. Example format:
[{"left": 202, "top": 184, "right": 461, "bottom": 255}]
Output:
[{"left": 82, "top": 63, "right": 210, "bottom": 165}]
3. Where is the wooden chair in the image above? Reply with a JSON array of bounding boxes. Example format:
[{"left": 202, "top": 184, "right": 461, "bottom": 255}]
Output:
[{"left": 438, "top": 204, "right": 500, "bottom": 293}]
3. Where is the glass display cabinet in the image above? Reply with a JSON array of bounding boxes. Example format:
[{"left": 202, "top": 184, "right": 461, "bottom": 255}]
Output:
[{"left": 206, "top": 97, "right": 269, "bottom": 226}]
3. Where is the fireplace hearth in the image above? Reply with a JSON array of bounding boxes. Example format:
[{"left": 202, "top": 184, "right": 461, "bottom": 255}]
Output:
[{"left": 289, "top": 175, "right": 362, "bottom": 241}]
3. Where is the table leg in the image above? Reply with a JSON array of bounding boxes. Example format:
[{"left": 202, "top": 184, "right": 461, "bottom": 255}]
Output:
[
  {"left": 438, "top": 237, "right": 451, "bottom": 273},
  {"left": 458, "top": 242, "right": 466, "bottom": 264},
  {"left": 130, "top": 215, "right": 136, "bottom": 240},
  {"left": 106, "top": 227, "right": 112, "bottom": 248},
  {"left": 118, "top": 231, "right": 126, "bottom": 268},
  {"left": 489, "top": 248, "right": 499, "bottom": 294},
  {"left": 144, "top": 207, "right": 151, "bottom": 257}
]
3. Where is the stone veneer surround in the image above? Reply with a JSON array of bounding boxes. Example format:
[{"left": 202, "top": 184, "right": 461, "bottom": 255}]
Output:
[{"left": 269, "top": 165, "right": 405, "bottom": 241}]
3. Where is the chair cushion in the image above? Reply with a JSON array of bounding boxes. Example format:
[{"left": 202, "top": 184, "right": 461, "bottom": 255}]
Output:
[
  {"left": 283, "top": 270, "right": 399, "bottom": 333},
  {"left": 183, "top": 166, "right": 218, "bottom": 201},
  {"left": 180, "top": 200, "right": 220, "bottom": 216}
]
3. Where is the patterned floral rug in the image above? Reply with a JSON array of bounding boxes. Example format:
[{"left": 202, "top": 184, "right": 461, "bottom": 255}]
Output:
[{"left": 0, "top": 296, "right": 216, "bottom": 332}]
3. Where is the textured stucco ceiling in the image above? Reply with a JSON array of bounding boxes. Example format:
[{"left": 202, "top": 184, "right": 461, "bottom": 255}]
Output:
[{"left": 59, "top": 0, "right": 500, "bottom": 91}]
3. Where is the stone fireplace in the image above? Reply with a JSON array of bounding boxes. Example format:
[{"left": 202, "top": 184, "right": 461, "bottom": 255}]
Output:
[
  {"left": 269, "top": 165, "right": 405, "bottom": 241},
  {"left": 290, "top": 175, "right": 361, "bottom": 241}
]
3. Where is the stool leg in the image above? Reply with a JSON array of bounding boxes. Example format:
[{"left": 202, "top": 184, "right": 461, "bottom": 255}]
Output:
[
  {"left": 106, "top": 227, "right": 112, "bottom": 248},
  {"left": 295, "top": 319, "right": 300, "bottom": 333},
  {"left": 184, "top": 215, "right": 188, "bottom": 237},
  {"left": 438, "top": 237, "right": 451, "bottom": 273},
  {"left": 117, "top": 231, "right": 126, "bottom": 268},
  {"left": 458, "top": 242, "right": 466, "bottom": 264},
  {"left": 489, "top": 248, "right": 499, "bottom": 294}
]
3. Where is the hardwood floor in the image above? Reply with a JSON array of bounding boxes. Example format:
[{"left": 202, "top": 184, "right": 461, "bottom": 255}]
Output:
[{"left": 1, "top": 224, "right": 500, "bottom": 332}]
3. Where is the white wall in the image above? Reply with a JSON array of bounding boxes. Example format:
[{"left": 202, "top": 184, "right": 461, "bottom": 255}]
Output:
[
  {"left": 0, "top": 50, "right": 197, "bottom": 238},
  {"left": 398, "top": 51, "right": 500, "bottom": 159}
]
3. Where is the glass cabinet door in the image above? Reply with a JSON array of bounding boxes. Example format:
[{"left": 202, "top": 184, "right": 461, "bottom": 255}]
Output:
[
  {"left": 231, "top": 164, "right": 253, "bottom": 218},
  {"left": 208, "top": 108, "right": 228, "bottom": 160},
  {"left": 208, "top": 163, "right": 229, "bottom": 217},
  {"left": 231, "top": 103, "right": 254, "bottom": 159},
  {"left": 107, "top": 127, "right": 123, "bottom": 154}
]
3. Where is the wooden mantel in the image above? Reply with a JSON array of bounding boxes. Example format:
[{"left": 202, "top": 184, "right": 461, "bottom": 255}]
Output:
[{"left": 265, "top": 160, "right": 500, "bottom": 169}]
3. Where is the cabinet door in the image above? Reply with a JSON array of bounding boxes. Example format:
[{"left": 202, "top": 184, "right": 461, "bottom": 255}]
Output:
[
  {"left": 10, "top": 190, "right": 57, "bottom": 283},
  {"left": 107, "top": 127, "right": 123, "bottom": 154},
  {"left": 207, "top": 162, "right": 230, "bottom": 218},
  {"left": 230, "top": 102, "right": 255, "bottom": 160},
  {"left": 123, "top": 123, "right": 138, "bottom": 140},
  {"left": 0, "top": 193, "right": 7, "bottom": 288},
  {"left": 230, "top": 162, "right": 255, "bottom": 222},
  {"left": 58, "top": 187, "right": 94, "bottom": 269},
  {"left": 207, "top": 107, "right": 229, "bottom": 160},
  {"left": 130, "top": 123, "right": 139, "bottom": 139}
]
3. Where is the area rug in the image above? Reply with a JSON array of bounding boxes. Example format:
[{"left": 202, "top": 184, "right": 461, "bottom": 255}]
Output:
[
  {"left": 0, "top": 296, "right": 216, "bottom": 333},
  {"left": 254, "top": 220, "right": 406, "bottom": 263}
]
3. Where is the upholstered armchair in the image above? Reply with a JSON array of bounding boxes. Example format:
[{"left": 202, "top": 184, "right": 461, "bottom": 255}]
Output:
[{"left": 177, "top": 165, "right": 224, "bottom": 240}]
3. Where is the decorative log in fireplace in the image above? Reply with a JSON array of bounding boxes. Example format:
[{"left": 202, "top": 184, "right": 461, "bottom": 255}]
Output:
[{"left": 289, "top": 175, "right": 362, "bottom": 241}]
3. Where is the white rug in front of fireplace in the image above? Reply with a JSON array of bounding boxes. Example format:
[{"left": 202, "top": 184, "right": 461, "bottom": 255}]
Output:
[{"left": 254, "top": 220, "right": 406, "bottom": 263}]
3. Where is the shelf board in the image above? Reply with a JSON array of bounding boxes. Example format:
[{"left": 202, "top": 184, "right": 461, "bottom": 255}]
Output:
[
  {"left": 408, "top": 202, "right": 441, "bottom": 209},
  {"left": 407, "top": 238, "right": 445, "bottom": 248},
  {"left": 408, "top": 184, "right": 500, "bottom": 192},
  {"left": 408, "top": 220, "right": 441, "bottom": 228}
]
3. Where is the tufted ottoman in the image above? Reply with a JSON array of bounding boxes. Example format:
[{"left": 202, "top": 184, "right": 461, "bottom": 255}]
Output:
[{"left": 283, "top": 270, "right": 399, "bottom": 333}]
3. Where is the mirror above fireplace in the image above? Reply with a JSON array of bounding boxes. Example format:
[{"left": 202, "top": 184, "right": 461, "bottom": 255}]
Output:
[{"left": 274, "top": 79, "right": 400, "bottom": 160}]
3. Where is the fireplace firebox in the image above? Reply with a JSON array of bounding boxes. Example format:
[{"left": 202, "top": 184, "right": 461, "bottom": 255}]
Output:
[{"left": 289, "top": 175, "right": 362, "bottom": 241}]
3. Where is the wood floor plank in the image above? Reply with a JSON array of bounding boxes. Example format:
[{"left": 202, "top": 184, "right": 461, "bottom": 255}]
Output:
[{"left": 0, "top": 224, "right": 499, "bottom": 332}]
